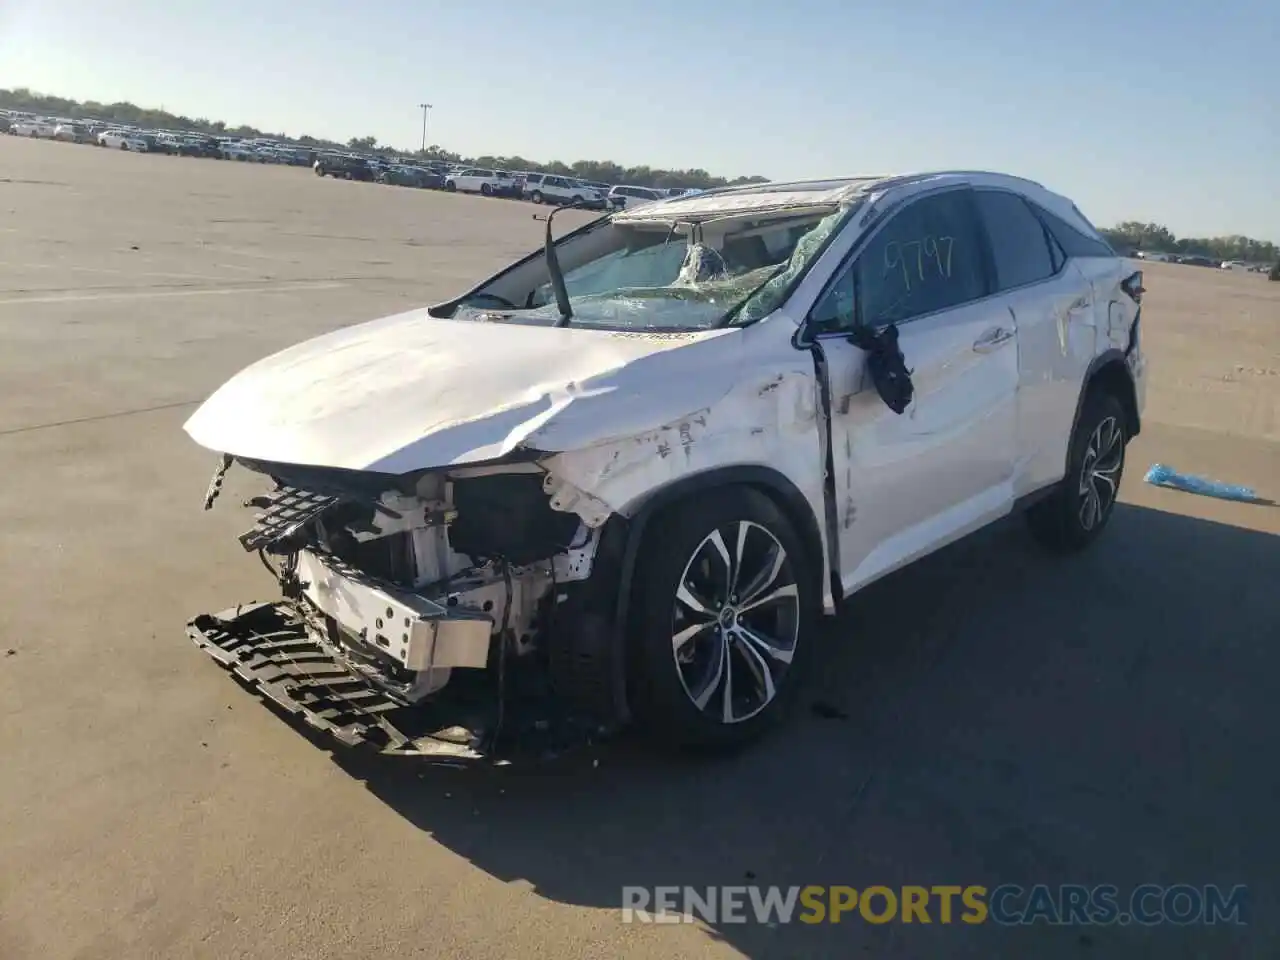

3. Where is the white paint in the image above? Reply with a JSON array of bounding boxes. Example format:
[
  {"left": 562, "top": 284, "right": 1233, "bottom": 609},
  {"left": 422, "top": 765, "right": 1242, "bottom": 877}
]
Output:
[
  {"left": 0, "top": 281, "right": 346, "bottom": 307},
  {"left": 540, "top": 317, "right": 835, "bottom": 611},
  {"left": 184, "top": 306, "right": 743, "bottom": 473}
]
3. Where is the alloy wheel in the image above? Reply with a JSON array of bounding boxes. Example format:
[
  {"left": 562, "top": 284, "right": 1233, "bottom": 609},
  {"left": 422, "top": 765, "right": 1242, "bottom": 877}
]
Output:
[
  {"left": 670, "top": 521, "right": 801, "bottom": 723},
  {"left": 1078, "top": 416, "right": 1123, "bottom": 531}
]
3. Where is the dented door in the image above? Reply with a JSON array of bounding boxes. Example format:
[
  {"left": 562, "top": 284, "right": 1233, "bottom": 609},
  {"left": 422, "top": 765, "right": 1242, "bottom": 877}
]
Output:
[
  {"left": 824, "top": 298, "right": 1018, "bottom": 592},
  {"left": 803, "top": 187, "right": 1018, "bottom": 594}
]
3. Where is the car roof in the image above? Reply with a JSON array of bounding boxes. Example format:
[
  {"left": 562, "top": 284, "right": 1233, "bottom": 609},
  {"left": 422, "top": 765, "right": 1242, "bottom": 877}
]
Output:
[
  {"left": 613, "top": 176, "right": 890, "bottom": 222},
  {"left": 612, "top": 170, "right": 1095, "bottom": 235}
]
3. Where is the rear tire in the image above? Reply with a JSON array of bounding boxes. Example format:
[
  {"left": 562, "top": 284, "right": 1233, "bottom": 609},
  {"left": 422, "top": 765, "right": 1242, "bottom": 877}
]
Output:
[
  {"left": 1026, "top": 391, "right": 1127, "bottom": 553},
  {"left": 481, "top": 183, "right": 493, "bottom": 196},
  {"left": 628, "top": 487, "right": 819, "bottom": 751}
]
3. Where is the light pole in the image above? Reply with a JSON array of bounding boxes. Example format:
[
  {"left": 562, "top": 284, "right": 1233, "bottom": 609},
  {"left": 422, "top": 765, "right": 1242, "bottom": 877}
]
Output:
[{"left": 418, "top": 103, "right": 433, "bottom": 154}]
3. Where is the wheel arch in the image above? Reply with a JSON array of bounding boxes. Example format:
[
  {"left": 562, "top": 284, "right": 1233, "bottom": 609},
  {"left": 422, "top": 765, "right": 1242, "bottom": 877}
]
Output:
[
  {"left": 613, "top": 464, "right": 825, "bottom": 628},
  {"left": 1069, "top": 350, "right": 1141, "bottom": 452}
]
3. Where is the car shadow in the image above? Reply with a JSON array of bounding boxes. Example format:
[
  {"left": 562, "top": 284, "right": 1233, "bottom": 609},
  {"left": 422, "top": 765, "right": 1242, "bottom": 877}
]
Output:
[{"left": 325, "top": 504, "right": 1276, "bottom": 959}]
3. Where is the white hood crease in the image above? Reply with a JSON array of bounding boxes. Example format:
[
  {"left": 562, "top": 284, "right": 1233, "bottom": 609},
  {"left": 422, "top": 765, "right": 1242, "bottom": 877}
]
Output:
[{"left": 183, "top": 307, "right": 745, "bottom": 474}]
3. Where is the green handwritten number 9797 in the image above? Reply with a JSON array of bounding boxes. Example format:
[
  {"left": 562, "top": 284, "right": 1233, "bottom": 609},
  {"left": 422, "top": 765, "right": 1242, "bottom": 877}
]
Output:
[{"left": 883, "top": 236, "right": 954, "bottom": 289}]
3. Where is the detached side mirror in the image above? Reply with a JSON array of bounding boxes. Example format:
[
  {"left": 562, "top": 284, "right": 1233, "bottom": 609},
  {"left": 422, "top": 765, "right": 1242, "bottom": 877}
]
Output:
[{"left": 847, "top": 323, "right": 913, "bottom": 415}]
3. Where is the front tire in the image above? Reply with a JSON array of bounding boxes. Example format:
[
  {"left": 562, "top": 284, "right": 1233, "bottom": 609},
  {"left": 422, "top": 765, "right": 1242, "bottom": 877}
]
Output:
[
  {"left": 628, "top": 487, "right": 819, "bottom": 750},
  {"left": 530, "top": 190, "right": 544, "bottom": 204},
  {"left": 1026, "top": 391, "right": 1127, "bottom": 552},
  {"left": 445, "top": 180, "right": 456, "bottom": 192}
]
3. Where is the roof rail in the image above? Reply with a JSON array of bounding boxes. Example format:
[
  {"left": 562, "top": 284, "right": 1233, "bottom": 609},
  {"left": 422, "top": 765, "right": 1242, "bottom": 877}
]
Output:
[{"left": 695, "top": 175, "right": 894, "bottom": 198}]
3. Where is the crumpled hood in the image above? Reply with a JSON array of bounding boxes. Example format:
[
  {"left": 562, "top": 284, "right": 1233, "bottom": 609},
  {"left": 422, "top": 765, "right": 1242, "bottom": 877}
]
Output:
[{"left": 183, "top": 306, "right": 741, "bottom": 473}]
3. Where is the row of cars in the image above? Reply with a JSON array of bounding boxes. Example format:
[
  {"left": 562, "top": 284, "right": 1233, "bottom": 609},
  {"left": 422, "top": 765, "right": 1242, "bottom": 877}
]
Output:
[
  {"left": 1133, "top": 250, "right": 1273, "bottom": 272},
  {"left": 312, "top": 151, "right": 697, "bottom": 211},
  {"left": 2, "top": 110, "right": 319, "bottom": 164},
  {"left": 2, "top": 109, "right": 700, "bottom": 212}
]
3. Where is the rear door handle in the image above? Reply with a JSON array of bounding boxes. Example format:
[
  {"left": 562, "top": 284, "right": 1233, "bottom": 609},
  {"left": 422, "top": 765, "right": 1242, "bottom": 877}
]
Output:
[{"left": 973, "top": 326, "right": 1014, "bottom": 352}]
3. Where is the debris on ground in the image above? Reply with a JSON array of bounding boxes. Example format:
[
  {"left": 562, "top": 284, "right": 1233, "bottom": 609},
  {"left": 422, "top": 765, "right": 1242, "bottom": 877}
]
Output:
[{"left": 1143, "top": 463, "right": 1262, "bottom": 503}]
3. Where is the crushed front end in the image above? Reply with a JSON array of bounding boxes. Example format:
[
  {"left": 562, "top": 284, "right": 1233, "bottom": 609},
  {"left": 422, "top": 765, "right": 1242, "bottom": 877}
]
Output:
[{"left": 189, "top": 456, "right": 627, "bottom": 761}]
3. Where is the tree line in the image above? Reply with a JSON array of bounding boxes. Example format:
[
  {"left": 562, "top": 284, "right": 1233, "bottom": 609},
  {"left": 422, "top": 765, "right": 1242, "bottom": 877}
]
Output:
[
  {"left": 1098, "top": 221, "right": 1277, "bottom": 265},
  {"left": 0, "top": 87, "right": 768, "bottom": 192}
]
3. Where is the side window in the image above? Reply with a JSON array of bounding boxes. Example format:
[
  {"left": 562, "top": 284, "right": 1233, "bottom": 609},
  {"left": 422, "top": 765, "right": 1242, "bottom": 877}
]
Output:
[
  {"left": 811, "top": 190, "right": 987, "bottom": 333},
  {"left": 974, "top": 190, "right": 1057, "bottom": 290},
  {"left": 1032, "top": 205, "right": 1114, "bottom": 258}
]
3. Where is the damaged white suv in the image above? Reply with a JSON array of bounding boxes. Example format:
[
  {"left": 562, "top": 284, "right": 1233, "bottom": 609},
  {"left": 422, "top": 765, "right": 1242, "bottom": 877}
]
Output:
[{"left": 185, "top": 172, "right": 1147, "bottom": 758}]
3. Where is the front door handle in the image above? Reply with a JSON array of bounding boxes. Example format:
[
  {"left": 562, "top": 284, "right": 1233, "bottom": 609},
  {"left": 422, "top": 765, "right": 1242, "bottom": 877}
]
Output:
[{"left": 973, "top": 326, "right": 1014, "bottom": 352}]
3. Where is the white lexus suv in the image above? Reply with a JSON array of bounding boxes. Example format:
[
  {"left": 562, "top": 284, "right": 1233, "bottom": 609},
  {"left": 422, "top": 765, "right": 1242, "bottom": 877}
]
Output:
[{"left": 184, "top": 172, "right": 1147, "bottom": 759}]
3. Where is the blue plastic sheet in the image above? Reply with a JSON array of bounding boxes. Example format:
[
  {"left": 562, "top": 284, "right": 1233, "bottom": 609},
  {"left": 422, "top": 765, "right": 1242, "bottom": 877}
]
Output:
[{"left": 1143, "top": 464, "right": 1260, "bottom": 503}]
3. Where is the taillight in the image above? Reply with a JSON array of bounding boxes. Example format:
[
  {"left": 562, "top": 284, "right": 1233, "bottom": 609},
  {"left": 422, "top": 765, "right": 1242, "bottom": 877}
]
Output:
[{"left": 1122, "top": 271, "right": 1145, "bottom": 303}]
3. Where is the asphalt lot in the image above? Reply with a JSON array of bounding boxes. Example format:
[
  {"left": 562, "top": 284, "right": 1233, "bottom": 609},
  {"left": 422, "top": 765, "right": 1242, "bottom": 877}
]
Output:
[{"left": 1, "top": 135, "right": 1278, "bottom": 960}]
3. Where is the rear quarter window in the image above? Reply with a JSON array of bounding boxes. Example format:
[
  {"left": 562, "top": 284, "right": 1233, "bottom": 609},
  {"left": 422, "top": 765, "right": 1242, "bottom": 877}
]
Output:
[
  {"left": 1032, "top": 204, "right": 1115, "bottom": 258},
  {"left": 974, "top": 189, "right": 1058, "bottom": 290}
]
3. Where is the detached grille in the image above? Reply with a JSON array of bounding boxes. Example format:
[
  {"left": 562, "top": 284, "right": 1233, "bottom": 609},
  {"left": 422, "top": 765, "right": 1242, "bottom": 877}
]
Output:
[{"left": 239, "top": 485, "right": 341, "bottom": 552}]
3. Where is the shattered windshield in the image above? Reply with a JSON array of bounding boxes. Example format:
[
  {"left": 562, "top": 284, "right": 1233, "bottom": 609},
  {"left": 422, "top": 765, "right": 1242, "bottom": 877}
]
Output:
[{"left": 510, "top": 204, "right": 855, "bottom": 331}]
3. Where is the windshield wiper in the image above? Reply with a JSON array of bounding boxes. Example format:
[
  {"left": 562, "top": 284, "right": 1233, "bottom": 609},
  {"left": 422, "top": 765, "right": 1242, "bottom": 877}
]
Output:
[{"left": 534, "top": 200, "right": 594, "bottom": 327}]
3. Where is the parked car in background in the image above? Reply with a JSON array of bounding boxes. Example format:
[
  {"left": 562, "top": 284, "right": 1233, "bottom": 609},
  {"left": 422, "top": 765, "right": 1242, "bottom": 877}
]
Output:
[
  {"left": 414, "top": 165, "right": 447, "bottom": 189},
  {"left": 313, "top": 152, "right": 375, "bottom": 181},
  {"left": 521, "top": 173, "right": 604, "bottom": 206},
  {"left": 97, "top": 129, "right": 150, "bottom": 151},
  {"left": 180, "top": 137, "right": 220, "bottom": 158},
  {"left": 12, "top": 117, "right": 57, "bottom": 138},
  {"left": 445, "top": 168, "right": 518, "bottom": 196},
  {"left": 150, "top": 133, "right": 186, "bottom": 154},
  {"left": 218, "top": 140, "right": 254, "bottom": 161},
  {"left": 607, "top": 184, "right": 667, "bottom": 210},
  {"left": 570, "top": 179, "right": 610, "bottom": 209},
  {"left": 379, "top": 164, "right": 432, "bottom": 187},
  {"left": 52, "top": 122, "right": 93, "bottom": 143}
]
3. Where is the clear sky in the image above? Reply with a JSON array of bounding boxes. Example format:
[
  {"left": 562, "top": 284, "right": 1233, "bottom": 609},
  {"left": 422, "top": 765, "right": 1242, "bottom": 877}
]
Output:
[{"left": 1, "top": 0, "right": 1275, "bottom": 239}]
